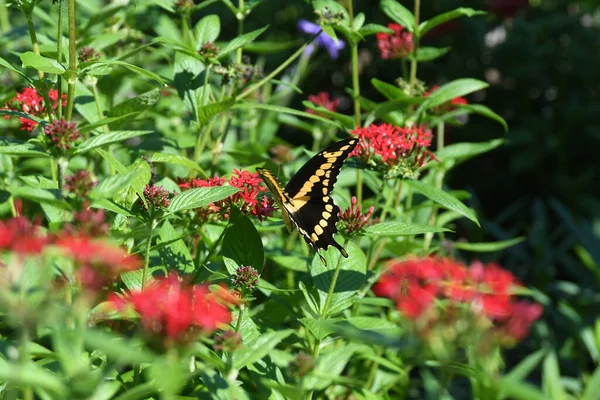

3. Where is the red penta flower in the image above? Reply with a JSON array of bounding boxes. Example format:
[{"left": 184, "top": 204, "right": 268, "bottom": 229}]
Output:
[
  {"left": 65, "top": 170, "right": 97, "bottom": 198},
  {"left": 338, "top": 196, "right": 374, "bottom": 237},
  {"left": 55, "top": 236, "right": 141, "bottom": 289},
  {"left": 376, "top": 23, "right": 414, "bottom": 60},
  {"left": 496, "top": 301, "right": 543, "bottom": 340},
  {"left": 350, "top": 123, "right": 436, "bottom": 178},
  {"left": 3, "top": 87, "right": 66, "bottom": 131},
  {"left": 78, "top": 46, "right": 101, "bottom": 63},
  {"left": 177, "top": 170, "right": 275, "bottom": 222},
  {"left": 111, "top": 274, "right": 232, "bottom": 343},
  {"left": 0, "top": 216, "right": 48, "bottom": 255},
  {"left": 141, "top": 185, "right": 171, "bottom": 209},
  {"left": 306, "top": 92, "right": 340, "bottom": 117},
  {"left": 44, "top": 118, "right": 81, "bottom": 151}
]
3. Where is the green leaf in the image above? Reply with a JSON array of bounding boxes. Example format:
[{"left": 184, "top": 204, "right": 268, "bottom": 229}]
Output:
[
  {"left": 434, "top": 139, "right": 504, "bottom": 170},
  {"left": 91, "top": 162, "right": 151, "bottom": 202},
  {"left": 195, "top": 14, "right": 221, "bottom": 48},
  {"left": 9, "top": 186, "right": 69, "bottom": 209},
  {"left": 496, "top": 379, "right": 547, "bottom": 400},
  {"left": 232, "top": 102, "right": 341, "bottom": 128},
  {"left": 365, "top": 221, "right": 451, "bottom": 236},
  {"left": 310, "top": 241, "right": 367, "bottom": 317},
  {"left": 0, "top": 361, "right": 68, "bottom": 398},
  {"left": 543, "top": 352, "right": 568, "bottom": 400},
  {"left": 83, "top": 329, "right": 156, "bottom": 365},
  {"left": 454, "top": 237, "right": 525, "bottom": 252},
  {"left": 456, "top": 104, "right": 508, "bottom": 131},
  {"left": 371, "top": 78, "right": 409, "bottom": 100},
  {"left": 414, "top": 46, "right": 450, "bottom": 62},
  {"left": 219, "top": 25, "right": 269, "bottom": 58},
  {"left": 233, "top": 329, "right": 293, "bottom": 369},
  {"left": 0, "top": 137, "right": 50, "bottom": 158},
  {"left": 79, "top": 60, "right": 165, "bottom": 85},
  {"left": 301, "top": 101, "right": 355, "bottom": 130},
  {"left": 148, "top": 152, "right": 207, "bottom": 176},
  {"left": 582, "top": 363, "right": 600, "bottom": 400},
  {"left": 77, "top": 113, "right": 139, "bottom": 134},
  {"left": 299, "top": 317, "right": 340, "bottom": 340},
  {"left": 353, "top": 12, "right": 365, "bottom": 30},
  {"left": 197, "top": 97, "right": 235, "bottom": 126},
  {"left": 20, "top": 51, "right": 65, "bottom": 74},
  {"left": 405, "top": 180, "right": 479, "bottom": 226},
  {"left": 75, "top": 130, "right": 152, "bottom": 154},
  {"left": 158, "top": 220, "right": 194, "bottom": 274},
  {"left": 304, "top": 344, "right": 361, "bottom": 390},
  {"left": 417, "top": 78, "right": 488, "bottom": 114},
  {"left": 380, "top": 0, "right": 415, "bottom": 31},
  {"left": 167, "top": 186, "right": 239, "bottom": 214},
  {"left": 90, "top": 198, "right": 134, "bottom": 217},
  {"left": 120, "top": 269, "right": 144, "bottom": 291},
  {"left": 419, "top": 8, "right": 486, "bottom": 36},
  {"left": 222, "top": 213, "right": 264, "bottom": 274},
  {"left": 359, "top": 23, "right": 394, "bottom": 37},
  {"left": 105, "top": 88, "right": 161, "bottom": 128},
  {"left": 505, "top": 349, "right": 546, "bottom": 382},
  {"left": 0, "top": 56, "right": 31, "bottom": 82}
]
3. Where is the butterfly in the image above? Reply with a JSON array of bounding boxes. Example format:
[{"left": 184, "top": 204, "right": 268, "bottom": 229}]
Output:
[{"left": 257, "top": 138, "right": 358, "bottom": 265}]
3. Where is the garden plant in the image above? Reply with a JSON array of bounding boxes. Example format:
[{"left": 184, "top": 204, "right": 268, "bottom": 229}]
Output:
[{"left": 0, "top": 0, "right": 597, "bottom": 399}]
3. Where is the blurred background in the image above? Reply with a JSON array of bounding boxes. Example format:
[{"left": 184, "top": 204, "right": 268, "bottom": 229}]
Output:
[{"left": 180, "top": 0, "right": 600, "bottom": 383}]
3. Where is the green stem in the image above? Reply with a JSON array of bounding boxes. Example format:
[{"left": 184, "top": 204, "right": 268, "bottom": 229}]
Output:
[
  {"left": 367, "top": 179, "right": 402, "bottom": 270},
  {"left": 0, "top": 0, "right": 10, "bottom": 33},
  {"left": 236, "top": 31, "right": 321, "bottom": 101},
  {"left": 51, "top": 158, "right": 58, "bottom": 185},
  {"left": 408, "top": 0, "right": 421, "bottom": 96},
  {"left": 56, "top": 0, "right": 64, "bottom": 119},
  {"left": 423, "top": 122, "right": 445, "bottom": 250},
  {"left": 192, "top": 66, "right": 214, "bottom": 170},
  {"left": 24, "top": 13, "right": 43, "bottom": 80},
  {"left": 20, "top": 329, "right": 33, "bottom": 400},
  {"left": 321, "top": 237, "right": 350, "bottom": 318},
  {"left": 65, "top": 0, "right": 77, "bottom": 121},
  {"left": 226, "top": 304, "right": 245, "bottom": 381},
  {"left": 236, "top": 0, "right": 244, "bottom": 64},
  {"left": 141, "top": 218, "right": 156, "bottom": 290}
]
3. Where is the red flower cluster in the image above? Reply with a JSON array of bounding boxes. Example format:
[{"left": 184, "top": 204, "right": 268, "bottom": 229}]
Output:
[
  {"left": 350, "top": 123, "right": 437, "bottom": 178},
  {"left": 3, "top": 87, "right": 66, "bottom": 131},
  {"left": 374, "top": 257, "right": 543, "bottom": 341},
  {"left": 376, "top": 23, "right": 414, "bottom": 60},
  {"left": 338, "top": 196, "right": 374, "bottom": 237},
  {"left": 44, "top": 118, "right": 81, "bottom": 151},
  {"left": 56, "top": 236, "right": 141, "bottom": 290},
  {"left": 178, "top": 169, "right": 275, "bottom": 221},
  {"left": 78, "top": 46, "right": 101, "bottom": 63},
  {"left": 64, "top": 204, "right": 109, "bottom": 237},
  {"left": 141, "top": 185, "right": 171, "bottom": 209},
  {"left": 65, "top": 170, "right": 97, "bottom": 198},
  {"left": 110, "top": 274, "right": 232, "bottom": 343},
  {"left": 424, "top": 85, "right": 468, "bottom": 113},
  {"left": 0, "top": 216, "right": 48, "bottom": 255},
  {"left": 306, "top": 92, "right": 340, "bottom": 116}
]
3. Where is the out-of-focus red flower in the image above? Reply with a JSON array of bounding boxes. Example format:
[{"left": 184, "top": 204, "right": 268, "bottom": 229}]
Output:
[
  {"left": 270, "top": 144, "right": 293, "bottom": 164},
  {"left": 306, "top": 92, "right": 340, "bottom": 117},
  {"left": 376, "top": 23, "right": 413, "bottom": 60},
  {"left": 64, "top": 203, "right": 109, "bottom": 237},
  {"left": 78, "top": 46, "right": 101, "bottom": 63},
  {"left": 44, "top": 118, "right": 80, "bottom": 151},
  {"left": 56, "top": 236, "right": 141, "bottom": 289},
  {"left": 177, "top": 170, "right": 275, "bottom": 222},
  {"left": 373, "top": 257, "right": 542, "bottom": 343},
  {"left": 338, "top": 196, "right": 374, "bottom": 237},
  {"left": 424, "top": 85, "right": 469, "bottom": 113},
  {"left": 0, "top": 216, "right": 48, "bottom": 255},
  {"left": 110, "top": 274, "right": 232, "bottom": 343},
  {"left": 3, "top": 87, "right": 66, "bottom": 131},
  {"left": 489, "top": 0, "right": 529, "bottom": 19},
  {"left": 350, "top": 123, "right": 436, "bottom": 178},
  {"left": 65, "top": 170, "right": 97, "bottom": 198}
]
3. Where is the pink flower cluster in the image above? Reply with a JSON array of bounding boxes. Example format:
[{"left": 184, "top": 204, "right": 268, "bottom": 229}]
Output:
[{"left": 376, "top": 23, "right": 414, "bottom": 60}]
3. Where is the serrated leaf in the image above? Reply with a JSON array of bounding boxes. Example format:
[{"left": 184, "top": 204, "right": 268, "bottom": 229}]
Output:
[
  {"left": 219, "top": 25, "right": 269, "bottom": 58},
  {"left": 299, "top": 317, "right": 340, "bottom": 340},
  {"left": 158, "top": 220, "right": 194, "bottom": 273},
  {"left": 75, "top": 130, "right": 152, "bottom": 154},
  {"left": 120, "top": 269, "right": 145, "bottom": 291},
  {"left": 197, "top": 97, "right": 235, "bottom": 126},
  {"left": 167, "top": 186, "right": 239, "bottom": 214},
  {"left": 0, "top": 138, "right": 49, "bottom": 158},
  {"left": 20, "top": 52, "right": 65, "bottom": 74},
  {"left": 310, "top": 241, "right": 367, "bottom": 317},
  {"left": 405, "top": 180, "right": 479, "bottom": 226},
  {"left": 222, "top": 213, "right": 264, "bottom": 274},
  {"left": 195, "top": 14, "right": 220, "bottom": 49},
  {"left": 454, "top": 237, "right": 525, "bottom": 252},
  {"left": 380, "top": 0, "right": 415, "bottom": 31},
  {"left": 365, "top": 221, "right": 451, "bottom": 236},
  {"left": 304, "top": 344, "right": 361, "bottom": 390},
  {"left": 232, "top": 329, "right": 293, "bottom": 369},
  {"left": 419, "top": 8, "right": 486, "bottom": 36}
]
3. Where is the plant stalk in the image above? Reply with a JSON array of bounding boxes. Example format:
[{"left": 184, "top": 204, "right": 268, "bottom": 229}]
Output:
[{"left": 65, "top": 0, "right": 77, "bottom": 121}]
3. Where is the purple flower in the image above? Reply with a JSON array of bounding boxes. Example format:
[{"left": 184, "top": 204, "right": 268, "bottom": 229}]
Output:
[{"left": 297, "top": 19, "right": 345, "bottom": 60}]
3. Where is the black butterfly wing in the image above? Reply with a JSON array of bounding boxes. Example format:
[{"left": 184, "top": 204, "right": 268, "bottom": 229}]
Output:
[
  {"left": 283, "top": 138, "right": 358, "bottom": 264},
  {"left": 284, "top": 138, "right": 358, "bottom": 200}
]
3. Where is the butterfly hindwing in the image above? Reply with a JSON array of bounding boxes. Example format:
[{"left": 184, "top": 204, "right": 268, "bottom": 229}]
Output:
[
  {"left": 284, "top": 138, "right": 358, "bottom": 200},
  {"left": 258, "top": 138, "right": 357, "bottom": 265}
]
